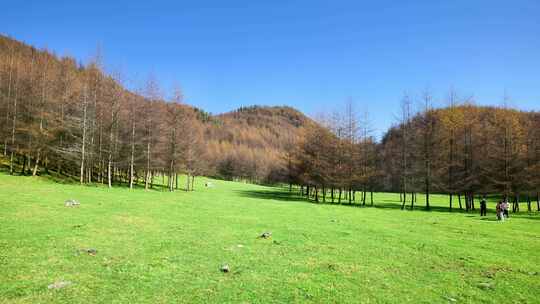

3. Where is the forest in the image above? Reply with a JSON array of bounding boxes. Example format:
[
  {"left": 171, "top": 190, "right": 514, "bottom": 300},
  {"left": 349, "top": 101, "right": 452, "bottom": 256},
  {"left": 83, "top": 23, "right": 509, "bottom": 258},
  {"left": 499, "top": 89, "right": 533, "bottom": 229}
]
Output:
[
  {"left": 294, "top": 99, "right": 540, "bottom": 212},
  {"left": 1, "top": 34, "right": 540, "bottom": 211}
]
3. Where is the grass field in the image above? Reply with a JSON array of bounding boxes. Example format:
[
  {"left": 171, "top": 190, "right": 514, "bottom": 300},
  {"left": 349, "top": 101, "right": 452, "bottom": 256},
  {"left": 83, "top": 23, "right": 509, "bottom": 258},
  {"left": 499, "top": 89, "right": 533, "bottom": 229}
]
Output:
[{"left": 1, "top": 172, "right": 540, "bottom": 303}]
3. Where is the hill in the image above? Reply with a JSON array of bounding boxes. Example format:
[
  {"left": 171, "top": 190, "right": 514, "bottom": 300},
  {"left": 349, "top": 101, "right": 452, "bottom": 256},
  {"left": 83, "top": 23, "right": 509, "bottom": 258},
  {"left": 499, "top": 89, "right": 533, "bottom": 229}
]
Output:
[
  {"left": 204, "top": 105, "right": 310, "bottom": 182},
  {"left": 0, "top": 34, "right": 311, "bottom": 185}
]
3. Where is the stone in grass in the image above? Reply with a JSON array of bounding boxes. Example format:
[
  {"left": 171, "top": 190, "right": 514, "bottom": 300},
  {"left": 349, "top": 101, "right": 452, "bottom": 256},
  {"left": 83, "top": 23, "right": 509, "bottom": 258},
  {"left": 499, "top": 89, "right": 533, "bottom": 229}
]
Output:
[
  {"left": 81, "top": 248, "right": 97, "bottom": 256},
  {"left": 220, "top": 264, "right": 230, "bottom": 273},
  {"left": 258, "top": 232, "right": 272, "bottom": 239},
  {"left": 477, "top": 282, "right": 494, "bottom": 290},
  {"left": 64, "top": 199, "right": 80, "bottom": 207},
  {"left": 48, "top": 281, "right": 72, "bottom": 290},
  {"left": 443, "top": 296, "right": 457, "bottom": 302}
]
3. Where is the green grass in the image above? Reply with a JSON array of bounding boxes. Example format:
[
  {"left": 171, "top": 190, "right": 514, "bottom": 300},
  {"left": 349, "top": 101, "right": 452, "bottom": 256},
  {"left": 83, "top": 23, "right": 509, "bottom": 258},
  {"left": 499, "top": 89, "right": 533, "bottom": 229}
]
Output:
[{"left": 1, "top": 172, "right": 539, "bottom": 303}]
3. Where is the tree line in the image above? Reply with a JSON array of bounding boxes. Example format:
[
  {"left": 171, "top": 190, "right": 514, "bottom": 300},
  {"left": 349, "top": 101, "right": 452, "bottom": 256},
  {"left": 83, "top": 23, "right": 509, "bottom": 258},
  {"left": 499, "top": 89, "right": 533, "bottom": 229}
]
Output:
[
  {"left": 2, "top": 34, "right": 540, "bottom": 212},
  {"left": 0, "top": 35, "right": 205, "bottom": 191},
  {"left": 291, "top": 95, "right": 540, "bottom": 212}
]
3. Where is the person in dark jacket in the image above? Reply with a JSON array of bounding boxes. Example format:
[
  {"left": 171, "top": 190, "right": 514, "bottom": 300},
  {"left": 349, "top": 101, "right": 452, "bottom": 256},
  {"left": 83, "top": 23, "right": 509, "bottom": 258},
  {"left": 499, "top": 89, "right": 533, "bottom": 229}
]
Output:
[{"left": 480, "top": 196, "right": 487, "bottom": 216}]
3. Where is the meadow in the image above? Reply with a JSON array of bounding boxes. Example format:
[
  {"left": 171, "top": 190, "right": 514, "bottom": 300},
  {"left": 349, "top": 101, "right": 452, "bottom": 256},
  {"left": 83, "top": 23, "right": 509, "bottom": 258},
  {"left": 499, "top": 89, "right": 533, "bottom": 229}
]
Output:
[{"left": 1, "top": 172, "right": 539, "bottom": 303}]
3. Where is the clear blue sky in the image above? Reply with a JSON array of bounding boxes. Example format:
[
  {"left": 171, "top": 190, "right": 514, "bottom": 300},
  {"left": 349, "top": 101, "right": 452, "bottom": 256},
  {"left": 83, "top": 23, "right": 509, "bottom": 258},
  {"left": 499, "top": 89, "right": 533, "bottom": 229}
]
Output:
[{"left": 3, "top": 0, "right": 540, "bottom": 136}]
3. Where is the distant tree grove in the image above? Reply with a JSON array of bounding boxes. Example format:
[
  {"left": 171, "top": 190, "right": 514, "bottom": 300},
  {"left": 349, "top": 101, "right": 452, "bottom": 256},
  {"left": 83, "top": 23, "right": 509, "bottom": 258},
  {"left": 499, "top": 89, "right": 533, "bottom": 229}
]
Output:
[
  {"left": 291, "top": 95, "right": 540, "bottom": 212},
  {"left": 0, "top": 35, "right": 205, "bottom": 191},
  {"left": 1, "top": 35, "right": 540, "bottom": 212}
]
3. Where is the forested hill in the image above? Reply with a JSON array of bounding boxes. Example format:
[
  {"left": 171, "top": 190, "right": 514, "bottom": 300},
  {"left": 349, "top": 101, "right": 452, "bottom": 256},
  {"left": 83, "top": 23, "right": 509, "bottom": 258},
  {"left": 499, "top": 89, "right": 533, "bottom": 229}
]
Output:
[
  {"left": 0, "top": 34, "right": 310, "bottom": 185},
  {"left": 204, "top": 105, "right": 311, "bottom": 182},
  {"left": 6, "top": 33, "right": 538, "bottom": 198},
  {"left": 379, "top": 104, "right": 540, "bottom": 196}
]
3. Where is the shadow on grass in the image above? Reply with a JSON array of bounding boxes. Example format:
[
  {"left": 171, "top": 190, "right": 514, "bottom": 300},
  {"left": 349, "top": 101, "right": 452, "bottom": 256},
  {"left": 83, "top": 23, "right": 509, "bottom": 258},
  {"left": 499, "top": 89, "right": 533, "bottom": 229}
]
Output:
[
  {"left": 0, "top": 167, "right": 185, "bottom": 192},
  {"left": 236, "top": 189, "right": 311, "bottom": 203},
  {"left": 236, "top": 188, "right": 540, "bottom": 217},
  {"left": 512, "top": 215, "right": 540, "bottom": 221},
  {"left": 478, "top": 217, "right": 499, "bottom": 222},
  {"left": 235, "top": 189, "right": 455, "bottom": 212}
]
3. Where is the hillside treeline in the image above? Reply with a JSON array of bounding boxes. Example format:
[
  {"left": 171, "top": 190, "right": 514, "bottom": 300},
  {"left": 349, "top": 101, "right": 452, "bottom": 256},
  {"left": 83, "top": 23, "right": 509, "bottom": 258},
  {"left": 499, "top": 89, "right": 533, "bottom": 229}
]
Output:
[
  {"left": 292, "top": 99, "right": 540, "bottom": 211},
  {"left": 0, "top": 35, "right": 206, "bottom": 190},
  {"left": 205, "top": 105, "right": 307, "bottom": 183},
  {"left": 2, "top": 34, "right": 540, "bottom": 211},
  {"left": 0, "top": 35, "right": 309, "bottom": 187}
]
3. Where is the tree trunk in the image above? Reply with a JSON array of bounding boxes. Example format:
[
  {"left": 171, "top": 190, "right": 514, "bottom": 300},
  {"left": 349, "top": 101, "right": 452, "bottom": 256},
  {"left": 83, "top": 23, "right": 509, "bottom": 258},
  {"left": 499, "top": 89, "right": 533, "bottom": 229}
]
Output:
[
  {"left": 449, "top": 193, "right": 453, "bottom": 212},
  {"left": 32, "top": 150, "right": 40, "bottom": 176},
  {"left": 98, "top": 124, "right": 103, "bottom": 184},
  {"left": 363, "top": 190, "right": 367, "bottom": 206},
  {"left": 8, "top": 55, "right": 16, "bottom": 175},
  {"left": 425, "top": 187, "right": 430, "bottom": 210},
  {"left": 108, "top": 109, "right": 114, "bottom": 188},
  {"left": 80, "top": 87, "right": 88, "bottom": 185},
  {"left": 458, "top": 193, "right": 462, "bottom": 210},
  {"left": 338, "top": 188, "right": 342, "bottom": 204},
  {"left": 145, "top": 140, "right": 150, "bottom": 190},
  {"left": 4, "top": 53, "right": 13, "bottom": 158},
  {"left": 129, "top": 120, "right": 135, "bottom": 189},
  {"left": 43, "top": 157, "right": 49, "bottom": 175},
  {"left": 108, "top": 155, "right": 112, "bottom": 188},
  {"left": 162, "top": 174, "right": 165, "bottom": 189},
  {"left": 169, "top": 161, "right": 174, "bottom": 191},
  {"left": 331, "top": 187, "right": 334, "bottom": 203},
  {"left": 20, "top": 155, "right": 27, "bottom": 175},
  {"left": 370, "top": 191, "right": 373, "bottom": 206}
]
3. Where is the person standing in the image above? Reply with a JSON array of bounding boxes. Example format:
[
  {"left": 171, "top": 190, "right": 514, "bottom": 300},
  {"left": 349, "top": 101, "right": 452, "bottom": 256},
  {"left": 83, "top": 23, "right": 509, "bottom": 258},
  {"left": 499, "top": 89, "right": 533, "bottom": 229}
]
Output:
[
  {"left": 503, "top": 198, "right": 510, "bottom": 219},
  {"left": 480, "top": 196, "right": 487, "bottom": 216},
  {"left": 496, "top": 201, "right": 504, "bottom": 221}
]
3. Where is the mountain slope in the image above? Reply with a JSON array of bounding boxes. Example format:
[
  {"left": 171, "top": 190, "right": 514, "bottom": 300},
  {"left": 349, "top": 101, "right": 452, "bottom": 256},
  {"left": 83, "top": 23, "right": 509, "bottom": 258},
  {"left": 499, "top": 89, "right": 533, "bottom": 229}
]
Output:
[
  {"left": 204, "top": 105, "right": 310, "bottom": 182},
  {"left": 0, "top": 34, "right": 311, "bottom": 183}
]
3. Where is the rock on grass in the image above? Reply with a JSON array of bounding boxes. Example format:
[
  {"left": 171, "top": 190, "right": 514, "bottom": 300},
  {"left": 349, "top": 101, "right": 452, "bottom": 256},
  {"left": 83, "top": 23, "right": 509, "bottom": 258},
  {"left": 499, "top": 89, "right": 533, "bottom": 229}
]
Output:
[
  {"left": 477, "top": 282, "right": 494, "bottom": 290},
  {"left": 258, "top": 232, "right": 272, "bottom": 239},
  {"left": 220, "top": 264, "right": 230, "bottom": 273},
  {"left": 64, "top": 199, "right": 80, "bottom": 207},
  {"left": 48, "top": 281, "right": 72, "bottom": 290},
  {"left": 80, "top": 248, "right": 97, "bottom": 255}
]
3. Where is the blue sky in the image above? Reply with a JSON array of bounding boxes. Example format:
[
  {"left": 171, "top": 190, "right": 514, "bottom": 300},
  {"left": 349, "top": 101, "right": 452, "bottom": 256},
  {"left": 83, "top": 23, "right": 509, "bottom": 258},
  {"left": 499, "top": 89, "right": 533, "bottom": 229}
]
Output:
[{"left": 3, "top": 0, "right": 540, "bottom": 136}]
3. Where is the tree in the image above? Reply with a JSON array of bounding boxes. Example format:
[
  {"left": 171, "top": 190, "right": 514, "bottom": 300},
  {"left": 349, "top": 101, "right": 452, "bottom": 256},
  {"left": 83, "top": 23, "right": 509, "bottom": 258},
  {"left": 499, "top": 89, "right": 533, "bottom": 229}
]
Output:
[{"left": 142, "top": 75, "right": 161, "bottom": 190}]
